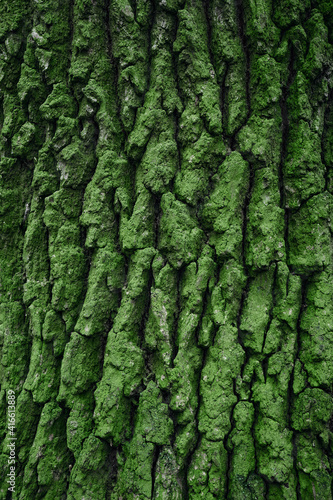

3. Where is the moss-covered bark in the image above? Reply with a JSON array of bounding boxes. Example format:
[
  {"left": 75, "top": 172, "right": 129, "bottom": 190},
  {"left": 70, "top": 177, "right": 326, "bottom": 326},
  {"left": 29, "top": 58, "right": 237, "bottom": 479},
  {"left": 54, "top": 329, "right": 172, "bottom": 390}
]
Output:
[{"left": 0, "top": 0, "right": 333, "bottom": 498}]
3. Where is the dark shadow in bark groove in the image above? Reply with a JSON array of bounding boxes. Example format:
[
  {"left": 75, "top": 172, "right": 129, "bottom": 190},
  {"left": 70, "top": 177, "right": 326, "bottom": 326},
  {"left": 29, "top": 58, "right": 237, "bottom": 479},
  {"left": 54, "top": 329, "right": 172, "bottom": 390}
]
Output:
[
  {"left": 280, "top": 43, "right": 296, "bottom": 271},
  {"left": 230, "top": 0, "right": 251, "bottom": 149},
  {"left": 151, "top": 444, "right": 161, "bottom": 498},
  {"left": 322, "top": 89, "right": 333, "bottom": 192},
  {"left": 287, "top": 275, "right": 309, "bottom": 499}
]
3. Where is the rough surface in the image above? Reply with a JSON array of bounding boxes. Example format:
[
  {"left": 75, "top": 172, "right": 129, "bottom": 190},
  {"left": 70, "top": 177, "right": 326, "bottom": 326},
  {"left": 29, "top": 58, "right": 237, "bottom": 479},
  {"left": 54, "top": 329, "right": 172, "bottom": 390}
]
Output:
[{"left": 0, "top": 0, "right": 332, "bottom": 498}]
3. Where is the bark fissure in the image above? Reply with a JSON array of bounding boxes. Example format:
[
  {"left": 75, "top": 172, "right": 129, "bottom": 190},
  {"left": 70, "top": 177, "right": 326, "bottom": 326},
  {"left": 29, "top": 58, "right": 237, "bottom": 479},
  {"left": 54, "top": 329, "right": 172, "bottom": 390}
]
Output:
[{"left": 0, "top": 1, "right": 332, "bottom": 498}]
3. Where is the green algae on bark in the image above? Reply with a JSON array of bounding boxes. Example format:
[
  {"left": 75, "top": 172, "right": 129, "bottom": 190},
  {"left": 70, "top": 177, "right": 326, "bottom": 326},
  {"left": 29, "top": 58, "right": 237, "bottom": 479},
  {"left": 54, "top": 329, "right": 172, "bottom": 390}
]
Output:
[{"left": 0, "top": 0, "right": 333, "bottom": 498}]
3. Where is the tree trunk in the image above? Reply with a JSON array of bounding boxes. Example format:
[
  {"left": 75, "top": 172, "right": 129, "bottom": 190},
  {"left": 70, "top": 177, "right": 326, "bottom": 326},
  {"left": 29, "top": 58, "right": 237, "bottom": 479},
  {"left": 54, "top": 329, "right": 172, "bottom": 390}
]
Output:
[{"left": 0, "top": 0, "right": 332, "bottom": 498}]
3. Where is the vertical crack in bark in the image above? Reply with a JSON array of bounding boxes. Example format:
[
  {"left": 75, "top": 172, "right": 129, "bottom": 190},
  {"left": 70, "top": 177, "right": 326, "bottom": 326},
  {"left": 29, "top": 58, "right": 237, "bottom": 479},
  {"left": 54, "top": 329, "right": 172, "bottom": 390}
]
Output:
[
  {"left": 105, "top": 445, "right": 118, "bottom": 495},
  {"left": 75, "top": 117, "right": 100, "bottom": 319},
  {"left": 104, "top": 0, "right": 128, "bottom": 145},
  {"left": 170, "top": 266, "right": 183, "bottom": 369},
  {"left": 202, "top": 0, "right": 229, "bottom": 151},
  {"left": 203, "top": 0, "right": 213, "bottom": 70},
  {"left": 280, "top": 44, "right": 295, "bottom": 270},
  {"left": 67, "top": 1, "right": 80, "bottom": 118},
  {"left": 1, "top": 2, "right": 333, "bottom": 498},
  {"left": 237, "top": 156, "right": 254, "bottom": 377},
  {"left": 228, "top": 0, "right": 251, "bottom": 150},
  {"left": 261, "top": 264, "right": 278, "bottom": 384},
  {"left": 140, "top": 263, "right": 154, "bottom": 369},
  {"left": 249, "top": 386, "right": 269, "bottom": 499},
  {"left": 220, "top": 63, "right": 230, "bottom": 147},
  {"left": 235, "top": 0, "right": 251, "bottom": 119},
  {"left": 68, "top": 0, "right": 75, "bottom": 89},
  {"left": 288, "top": 276, "right": 308, "bottom": 500},
  {"left": 170, "top": 13, "right": 182, "bottom": 194},
  {"left": 151, "top": 444, "right": 161, "bottom": 499},
  {"left": 322, "top": 89, "right": 333, "bottom": 192},
  {"left": 224, "top": 378, "right": 240, "bottom": 498},
  {"left": 241, "top": 161, "right": 254, "bottom": 272},
  {"left": 237, "top": 277, "right": 250, "bottom": 380},
  {"left": 182, "top": 282, "right": 211, "bottom": 494},
  {"left": 146, "top": 0, "right": 155, "bottom": 96}
]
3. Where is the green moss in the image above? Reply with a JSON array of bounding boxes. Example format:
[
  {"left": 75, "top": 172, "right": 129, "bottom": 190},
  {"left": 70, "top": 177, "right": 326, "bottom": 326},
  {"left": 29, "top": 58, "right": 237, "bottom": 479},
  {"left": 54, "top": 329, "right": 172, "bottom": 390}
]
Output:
[
  {"left": 120, "top": 189, "right": 155, "bottom": 250},
  {"left": 152, "top": 446, "right": 182, "bottom": 499},
  {"left": 224, "top": 64, "right": 248, "bottom": 136},
  {"left": 284, "top": 120, "right": 325, "bottom": 208},
  {"left": 0, "top": 0, "right": 30, "bottom": 40},
  {"left": 94, "top": 336, "right": 144, "bottom": 443},
  {"left": 273, "top": 0, "right": 311, "bottom": 28},
  {"left": 175, "top": 130, "right": 226, "bottom": 205},
  {"left": 56, "top": 138, "right": 95, "bottom": 188},
  {"left": 14, "top": 389, "right": 42, "bottom": 464},
  {"left": 75, "top": 248, "right": 124, "bottom": 336},
  {"left": 274, "top": 263, "right": 302, "bottom": 330},
  {"left": 0, "top": 302, "right": 29, "bottom": 393},
  {"left": 246, "top": 167, "right": 285, "bottom": 269},
  {"left": 20, "top": 402, "right": 72, "bottom": 499},
  {"left": 0, "top": 0, "right": 333, "bottom": 497},
  {"left": 288, "top": 192, "right": 333, "bottom": 273},
  {"left": 187, "top": 438, "right": 228, "bottom": 497},
  {"left": 292, "top": 388, "right": 333, "bottom": 434},
  {"left": 68, "top": 435, "right": 111, "bottom": 499},
  {"left": 66, "top": 393, "right": 94, "bottom": 459},
  {"left": 198, "top": 323, "right": 244, "bottom": 440},
  {"left": 299, "top": 269, "right": 333, "bottom": 389},
  {"left": 109, "top": 0, "right": 151, "bottom": 132},
  {"left": 202, "top": 152, "right": 249, "bottom": 260},
  {"left": 240, "top": 267, "right": 275, "bottom": 353},
  {"left": 296, "top": 434, "right": 332, "bottom": 499},
  {"left": 11, "top": 121, "right": 36, "bottom": 157},
  {"left": 23, "top": 337, "right": 61, "bottom": 403},
  {"left": 94, "top": 248, "right": 156, "bottom": 442},
  {"left": 17, "top": 64, "right": 46, "bottom": 107},
  {"left": 159, "top": 192, "right": 204, "bottom": 268},
  {"left": 250, "top": 55, "right": 282, "bottom": 113},
  {"left": 145, "top": 256, "right": 178, "bottom": 389},
  {"left": 142, "top": 138, "right": 178, "bottom": 195},
  {"left": 58, "top": 333, "right": 102, "bottom": 403},
  {"left": 227, "top": 401, "right": 256, "bottom": 499},
  {"left": 39, "top": 83, "right": 76, "bottom": 120},
  {"left": 238, "top": 115, "right": 282, "bottom": 166}
]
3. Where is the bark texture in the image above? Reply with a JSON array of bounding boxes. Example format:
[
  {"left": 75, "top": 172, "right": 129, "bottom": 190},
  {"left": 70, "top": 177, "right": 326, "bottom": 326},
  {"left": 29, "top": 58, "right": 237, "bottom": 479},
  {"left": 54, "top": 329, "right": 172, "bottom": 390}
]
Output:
[{"left": 0, "top": 0, "right": 333, "bottom": 498}]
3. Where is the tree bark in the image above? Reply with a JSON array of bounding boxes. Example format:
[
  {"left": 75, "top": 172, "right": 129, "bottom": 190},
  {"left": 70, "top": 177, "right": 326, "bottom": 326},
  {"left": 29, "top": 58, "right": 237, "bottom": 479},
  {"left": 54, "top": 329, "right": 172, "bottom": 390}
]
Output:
[{"left": 0, "top": 0, "right": 333, "bottom": 498}]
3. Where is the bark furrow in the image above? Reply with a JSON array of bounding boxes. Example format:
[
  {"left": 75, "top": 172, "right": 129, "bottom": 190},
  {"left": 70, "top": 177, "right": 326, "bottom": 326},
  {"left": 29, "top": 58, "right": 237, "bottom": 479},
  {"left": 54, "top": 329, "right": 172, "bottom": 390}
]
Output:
[{"left": 0, "top": 0, "right": 332, "bottom": 498}]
